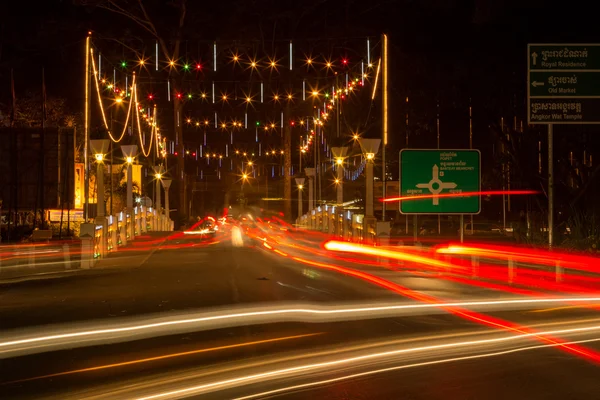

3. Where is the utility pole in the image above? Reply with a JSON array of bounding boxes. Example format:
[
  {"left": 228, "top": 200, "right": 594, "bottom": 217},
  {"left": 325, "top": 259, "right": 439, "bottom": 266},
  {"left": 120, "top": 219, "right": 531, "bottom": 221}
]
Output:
[
  {"left": 283, "top": 103, "right": 292, "bottom": 220},
  {"left": 381, "top": 33, "right": 388, "bottom": 221},
  {"left": 84, "top": 33, "right": 91, "bottom": 221}
]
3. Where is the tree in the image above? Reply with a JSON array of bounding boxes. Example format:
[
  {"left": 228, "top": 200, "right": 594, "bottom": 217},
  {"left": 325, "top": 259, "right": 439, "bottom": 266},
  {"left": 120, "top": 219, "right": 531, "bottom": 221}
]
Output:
[{"left": 0, "top": 92, "right": 78, "bottom": 128}]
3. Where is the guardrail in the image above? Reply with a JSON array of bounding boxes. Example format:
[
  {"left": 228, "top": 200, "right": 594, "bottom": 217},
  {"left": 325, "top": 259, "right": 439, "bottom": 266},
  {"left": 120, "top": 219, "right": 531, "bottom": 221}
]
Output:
[
  {"left": 297, "top": 204, "right": 375, "bottom": 243},
  {"left": 0, "top": 206, "right": 173, "bottom": 281}
]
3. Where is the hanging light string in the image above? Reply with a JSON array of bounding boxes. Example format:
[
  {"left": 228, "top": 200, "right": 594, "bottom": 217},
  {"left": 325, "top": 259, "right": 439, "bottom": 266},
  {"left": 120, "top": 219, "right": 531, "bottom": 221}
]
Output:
[
  {"left": 134, "top": 84, "right": 155, "bottom": 157},
  {"left": 90, "top": 47, "right": 134, "bottom": 143}
]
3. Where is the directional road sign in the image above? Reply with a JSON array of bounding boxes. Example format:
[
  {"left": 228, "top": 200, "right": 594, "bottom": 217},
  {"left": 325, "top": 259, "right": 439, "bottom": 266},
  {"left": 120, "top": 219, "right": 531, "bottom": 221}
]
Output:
[
  {"left": 399, "top": 149, "right": 481, "bottom": 215},
  {"left": 528, "top": 44, "right": 600, "bottom": 124}
]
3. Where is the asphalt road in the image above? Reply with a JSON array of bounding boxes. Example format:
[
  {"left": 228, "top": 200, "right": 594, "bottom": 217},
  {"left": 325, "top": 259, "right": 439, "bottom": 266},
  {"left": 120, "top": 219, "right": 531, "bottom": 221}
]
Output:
[{"left": 1, "top": 226, "right": 599, "bottom": 399}]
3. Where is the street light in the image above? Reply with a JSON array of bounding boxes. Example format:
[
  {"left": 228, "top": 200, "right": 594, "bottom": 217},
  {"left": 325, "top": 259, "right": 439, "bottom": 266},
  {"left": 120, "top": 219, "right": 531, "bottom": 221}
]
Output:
[
  {"left": 153, "top": 165, "right": 164, "bottom": 230},
  {"left": 161, "top": 178, "right": 172, "bottom": 229},
  {"left": 90, "top": 139, "right": 110, "bottom": 257},
  {"left": 90, "top": 139, "right": 110, "bottom": 218},
  {"left": 357, "top": 138, "right": 381, "bottom": 220},
  {"left": 305, "top": 168, "right": 316, "bottom": 211},
  {"left": 121, "top": 145, "right": 138, "bottom": 239},
  {"left": 331, "top": 147, "right": 349, "bottom": 205},
  {"left": 295, "top": 177, "right": 305, "bottom": 221}
]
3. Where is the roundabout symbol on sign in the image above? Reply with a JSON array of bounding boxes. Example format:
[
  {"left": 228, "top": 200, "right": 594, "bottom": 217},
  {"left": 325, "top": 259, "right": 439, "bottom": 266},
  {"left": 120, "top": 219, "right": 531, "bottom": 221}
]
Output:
[{"left": 415, "top": 165, "right": 457, "bottom": 206}]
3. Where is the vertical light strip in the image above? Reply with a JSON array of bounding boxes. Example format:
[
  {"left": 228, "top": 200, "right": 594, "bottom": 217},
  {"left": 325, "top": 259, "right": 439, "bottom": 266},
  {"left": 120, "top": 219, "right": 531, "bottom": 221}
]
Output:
[
  {"left": 204, "top": 131, "right": 206, "bottom": 146},
  {"left": 167, "top": 80, "right": 171, "bottom": 101},
  {"left": 259, "top": 142, "right": 261, "bottom": 156},
  {"left": 99, "top": 53, "right": 102, "bottom": 76},
  {"left": 371, "top": 58, "right": 381, "bottom": 100},
  {"left": 383, "top": 34, "right": 388, "bottom": 146},
  {"left": 367, "top": 38, "right": 370, "bottom": 65},
  {"left": 302, "top": 80, "right": 306, "bottom": 100},
  {"left": 213, "top": 42, "right": 217, "bottom": 71},
  {"left": 214, "top": 112, "right": 217, "bottom": 128},
  {"left": 345, "top": 73, "right": 348, "bottom": 88},
  {"left": 255, "top": 128, "right": 258, "bottom": 142},
  {"left": 245, "top": 112, "right": 248, "bottom": 128},
  {"left": 113, "top": 68, "right": 116, "bottom": 88},
  {"left": 155, "top": 41, "right": 159, "bottom": 71},
  {"left": 226, "top": 144, "right": 228, "bottom": 157},
  {"left": 230, "top": 131, "right": 233, "bottom": 144},
  {"left": 125, "top": 76, "right": 128, "bottom": 95},
  {"left": 289, "top": 41, "right": 293, "bottom": 70},
  {"left": 177, "top": 111, "right": 180, "bottom": 127},
  {"left": 261, "top": 82, "right": 264, "bottom": 103},
  {"left": 281, "top": 112, "right": 284, "bottom": 128},
  {"left": 361, "top": 61, "right": 364, "bottom": 85},
  {"left": 212, "top": 82, "right": 215, "bottom": 104},
  {"left": 84, "top": 34, "right": 90, "bottom": 221}
]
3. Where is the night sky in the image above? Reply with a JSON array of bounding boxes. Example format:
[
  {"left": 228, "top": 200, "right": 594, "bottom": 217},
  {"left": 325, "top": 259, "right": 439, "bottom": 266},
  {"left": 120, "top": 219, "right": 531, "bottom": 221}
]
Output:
[{"left": 2, "top": 0, "right": 600, "bottom": 149}]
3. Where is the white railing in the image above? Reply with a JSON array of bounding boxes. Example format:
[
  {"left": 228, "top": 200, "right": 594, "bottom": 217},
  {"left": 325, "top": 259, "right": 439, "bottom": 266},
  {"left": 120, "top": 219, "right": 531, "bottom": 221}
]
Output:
[{"left": 79, "top": 205, "right": 174, "bottom": 267}]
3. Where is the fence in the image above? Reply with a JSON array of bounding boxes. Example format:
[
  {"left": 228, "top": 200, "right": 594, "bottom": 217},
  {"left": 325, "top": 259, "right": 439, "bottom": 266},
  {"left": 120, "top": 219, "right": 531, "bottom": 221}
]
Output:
[{"left": 0, "top": 206, "right": 173, "bottom": 281}]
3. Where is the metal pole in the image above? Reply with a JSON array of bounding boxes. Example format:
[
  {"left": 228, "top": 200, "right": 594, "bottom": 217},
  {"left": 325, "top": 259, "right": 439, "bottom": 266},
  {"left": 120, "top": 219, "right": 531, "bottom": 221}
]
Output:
[
  {"left": 110, "top": 113, "right": 114, "bottom": 215},
  {"left": 405, "top": 96, "right": 409, "bottom": 235},
  {"left": 84, "top": 33, "right": 91, "bottom": 221},
  {"left": 156, "top": 178, "right": 161, "bottom": 230},
  {"left": 469, "top": 102, "right": 474, "bottom": 234},
  {"left": 337, "top": 165, "right": 343, "bottom": 205},
  {"left": 460, "top": 214, "right": 464, "bottom": 243},
  {"left": 96, "top": 161, "right": 104, "bottom": 217},
  {"left": 313, "top": 123, "right": 317, "bottom": 209},
  {"left": 413, "top": 215, "right": 418, "bottom": 243},
  {"left": 365, "top": 161, "right": 374, "bottom": 217},
  {"left": 501, "top": 118, "right": 506, "bottom": 231},
  {"left": 437, "top": 100, "right": 441, "bottom": 235},
  {"left": 317, "top": 124, "right": 322, "bottom": 204},
  {"left": 548, "top": 124, "right": 554, "bottom": 249},
  {"left": 298, "top": 187, "right": 302, "bottom": 218},
  {"left": 382, "top": 33, "right": 388, "bottom": 221}
]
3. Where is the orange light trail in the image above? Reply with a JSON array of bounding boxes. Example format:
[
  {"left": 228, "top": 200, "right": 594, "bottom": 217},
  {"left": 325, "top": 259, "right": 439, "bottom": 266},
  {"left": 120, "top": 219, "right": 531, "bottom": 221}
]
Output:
[
  {"left": 2, "top": 333, "right": 323, "bottom": 384},
  {"left": 255, "top": 239, "right": 600, "bottom": 364},
  {"left": 381, "top": 190, "right": 538, "bottom": 203}
]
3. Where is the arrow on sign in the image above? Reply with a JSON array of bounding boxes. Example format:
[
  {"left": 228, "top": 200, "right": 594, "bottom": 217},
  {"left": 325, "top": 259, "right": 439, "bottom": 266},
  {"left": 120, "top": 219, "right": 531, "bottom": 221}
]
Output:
[
  {"left": 532, "top": 52, "right": 538, "bottom": 66},
  {"left": 531, "top": 81, "right": 545, "bottom": 87}
]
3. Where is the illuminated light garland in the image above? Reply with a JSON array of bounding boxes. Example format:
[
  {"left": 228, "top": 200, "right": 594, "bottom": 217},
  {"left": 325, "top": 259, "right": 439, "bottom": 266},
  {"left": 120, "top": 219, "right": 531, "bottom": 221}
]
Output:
[
  {"left": 134, "top": 84, "right": 155, "bottom": 157},
  {"left": 91, "top": 48, "right": 135, "bottom": 143}
]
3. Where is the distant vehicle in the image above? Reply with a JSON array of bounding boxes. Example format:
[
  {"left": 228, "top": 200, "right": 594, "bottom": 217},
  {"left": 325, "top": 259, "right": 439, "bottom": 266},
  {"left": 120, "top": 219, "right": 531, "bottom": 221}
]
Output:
[{"left": 462, "top": 222, "right": 505, "bottom": 236}]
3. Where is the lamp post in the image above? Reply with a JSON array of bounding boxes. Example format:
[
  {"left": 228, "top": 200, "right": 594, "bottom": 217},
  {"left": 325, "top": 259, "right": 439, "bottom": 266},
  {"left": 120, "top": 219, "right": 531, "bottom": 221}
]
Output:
[
  {"left": 90, "top": 139, "right": 109, "bottom": 257},
  {"left": 153, "top": 165, "right": 164, "bottom": 231},
  {"left": 331, "top": 147, "right": 349, "bottom": 205},
  {"left": 358, "top": 138, "right": 381, "bottom": 240},
  {"left": 121, "top": 145, "right": 138, "bottom": 239},
  {"left": 295, "top": 177, "right": 305, "bottom": 224},
  {"left": 161, "top": 178, "right": 172, "bottom": 230},
  {"left": 305, "top": 168, "right": 315, "bottom": 212}
]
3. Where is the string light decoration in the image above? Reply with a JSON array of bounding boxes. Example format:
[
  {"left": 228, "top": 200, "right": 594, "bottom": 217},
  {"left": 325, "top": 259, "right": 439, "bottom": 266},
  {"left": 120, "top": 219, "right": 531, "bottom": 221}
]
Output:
[
  {"left": 90, "top": 37, "right": 380, "bottom": 179},
  {"left": 91, "top": 48, "right": 135, "bottom": 143}
]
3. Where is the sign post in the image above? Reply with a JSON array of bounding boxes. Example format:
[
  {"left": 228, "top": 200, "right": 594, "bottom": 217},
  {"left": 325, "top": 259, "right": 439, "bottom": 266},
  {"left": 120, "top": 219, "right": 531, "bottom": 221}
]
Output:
[
  {"left": 527, "top": 44, "right": 600, "bottom": 248},
  {"left": 399, "top": 149, "right": 481, "bottom": 243}
]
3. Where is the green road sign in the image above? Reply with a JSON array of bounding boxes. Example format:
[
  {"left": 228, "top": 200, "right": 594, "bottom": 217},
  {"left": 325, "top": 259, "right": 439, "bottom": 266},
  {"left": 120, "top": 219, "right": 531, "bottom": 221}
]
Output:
[
  {"left": 529, "top": 45, "right": 600, "bottom": 70},
  {"left": 528, "top": 44, "right": 600, "bottom": 124},
  {"left": 530, "top": 71, "right": 600, "bottom": 97},
  {"left": 399, "top": 149, "right": 481, "bottom": 215}
]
